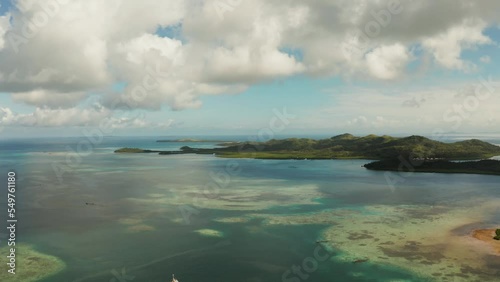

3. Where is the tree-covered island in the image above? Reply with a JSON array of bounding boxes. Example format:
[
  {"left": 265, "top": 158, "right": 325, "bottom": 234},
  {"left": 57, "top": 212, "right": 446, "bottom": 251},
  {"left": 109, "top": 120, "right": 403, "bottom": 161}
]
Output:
[{"left": 115, "top": 134, "right": 500, "bottom": 175}]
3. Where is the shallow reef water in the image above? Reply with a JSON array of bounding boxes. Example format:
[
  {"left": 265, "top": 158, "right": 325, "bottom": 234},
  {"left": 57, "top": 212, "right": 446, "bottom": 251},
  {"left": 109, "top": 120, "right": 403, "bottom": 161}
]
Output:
[{"left": 1, "top": 137, "right": 499, "bottom": 281}]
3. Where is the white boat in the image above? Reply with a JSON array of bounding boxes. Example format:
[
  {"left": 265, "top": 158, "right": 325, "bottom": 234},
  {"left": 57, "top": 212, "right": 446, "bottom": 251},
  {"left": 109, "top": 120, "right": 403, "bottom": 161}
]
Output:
[{"left": 171, "top": 274, "right": 179, "bottom": 282}]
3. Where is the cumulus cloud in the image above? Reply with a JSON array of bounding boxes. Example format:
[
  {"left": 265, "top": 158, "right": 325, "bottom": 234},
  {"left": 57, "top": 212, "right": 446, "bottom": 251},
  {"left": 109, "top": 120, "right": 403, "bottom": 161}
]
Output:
[
  {"left": 11, "top": 90, "right": 87, "bottom": 108},
  {"left": 0, "top": 13, "right": 9, "bottom": 50},
  {"left": 0, "top": 0, "right": 185, "bottom": 102},
  {"left": 0, "top": 0, "right": 498, "bottom": 119},
  {"left": 366, "top": 44, "right": 411, "bottom": 80},
  {"left": 421, "top": 19, "right": 492, "bottom": 70},
  {"left": 0, "top": 105, "right": 110, "bottom": 127}
]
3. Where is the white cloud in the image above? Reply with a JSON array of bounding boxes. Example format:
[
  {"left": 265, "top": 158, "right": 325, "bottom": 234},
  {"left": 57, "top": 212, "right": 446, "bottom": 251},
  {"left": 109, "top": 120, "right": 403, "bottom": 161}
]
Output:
[
  {"left": 0, "top": 105, "right": 110, "bottom": 127},
  {"left": 0, "top": 104, "right": 174, "bottom": 129},
  {"left": 0, "top": 13, "right": 9, "bottom": 50},
  {"left": 480, "top": 56, "right": 491, "bottom": 64},
  {"left": 422, "top": 19, "right": 492, "bottom": 70},
  {"left": 299, "top": 80, "right": 500, "bottom": 133},
  {"left": 11, "top": 90, "right": 87, "bottom": 108},
  {"left": 0, "top": 0, "right": 185, "bottom": 102},
  {"left": 365, "top": 44, "right": 411, "bottom": 80},
  {"left": 347, "top": 115, "right": 368, "bottom": 126},
  {"left": 0, "top": 0, "right": 498, "bottom": 121},
  {"left": 116, "top": 34, "right": 183, "bottom": 65},
  {"left": 204, "top": 46, "right": 304, "bottom": 83}
]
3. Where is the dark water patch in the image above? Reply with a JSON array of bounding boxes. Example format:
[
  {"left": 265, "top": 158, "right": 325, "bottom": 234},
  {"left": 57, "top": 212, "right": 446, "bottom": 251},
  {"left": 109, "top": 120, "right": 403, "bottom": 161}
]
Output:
[
  {"left": 379, "top": 243, "right": 446, "bottom": 263},
  {"left": 449, "top": 222, "right": 485, "bottom": 236},
  {"left": 347, "top": 232, "right": 374, "bottom": 241}
]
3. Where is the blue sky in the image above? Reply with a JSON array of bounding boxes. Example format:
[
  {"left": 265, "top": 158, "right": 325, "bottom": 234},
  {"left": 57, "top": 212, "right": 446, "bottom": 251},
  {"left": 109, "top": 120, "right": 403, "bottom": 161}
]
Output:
[{"left": 1, "top": 0, "right": 500, "bottom": 138}]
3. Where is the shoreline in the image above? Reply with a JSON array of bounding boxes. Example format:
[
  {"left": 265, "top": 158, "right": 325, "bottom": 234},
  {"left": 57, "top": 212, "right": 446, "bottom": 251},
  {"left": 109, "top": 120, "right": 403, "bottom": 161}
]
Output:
[
  {"left": 115, "top": 148, "right": 500, "bottom": 176},
  {"left": 472, "top": 229, "right": 500, "bottom": 255}
]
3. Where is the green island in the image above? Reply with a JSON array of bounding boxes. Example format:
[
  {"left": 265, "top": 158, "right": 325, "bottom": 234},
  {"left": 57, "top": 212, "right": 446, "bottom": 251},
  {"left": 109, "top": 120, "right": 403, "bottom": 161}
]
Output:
[
  {"left": 115, "top": 134, "right": 500, "bottom": 175},
  {"left": 156, "top": 139, "right": 231, "bottom": 143},
  {"left": 114, "top": 148, "right": 158, "bottom": 153}
]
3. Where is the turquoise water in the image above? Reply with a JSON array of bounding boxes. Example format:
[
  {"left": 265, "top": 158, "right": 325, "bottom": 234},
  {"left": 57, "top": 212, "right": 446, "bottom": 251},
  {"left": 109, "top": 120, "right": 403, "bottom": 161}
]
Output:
[{"left": 0, "top": 136, "right": 499, "bottom": 281}]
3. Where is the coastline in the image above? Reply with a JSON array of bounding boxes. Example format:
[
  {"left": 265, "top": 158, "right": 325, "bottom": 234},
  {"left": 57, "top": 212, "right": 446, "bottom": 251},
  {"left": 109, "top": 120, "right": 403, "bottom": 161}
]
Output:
[
  {"left": 115, "top": 148, "right": 500, "bottom": 176},
  {"left": 472, "top": 229, "right": 500, "bottom": 255},
  {"left": 114, "top": 134, "right": 500, "bottom": 176},
  {"left": 241, "top": 199, "right": 500, "bottom": 281}
]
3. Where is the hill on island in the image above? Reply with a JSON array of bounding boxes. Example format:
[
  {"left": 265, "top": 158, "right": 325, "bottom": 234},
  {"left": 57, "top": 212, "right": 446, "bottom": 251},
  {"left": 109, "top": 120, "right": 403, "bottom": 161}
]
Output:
[
  {"left": 116, "top": 133, "right": 500, "bottom": 161},
  {"left": 115, "top": 134, "right": 500, "bottom": 175},
  {"left": 204, "top": 134, "right": 500, "bottom": 160}
]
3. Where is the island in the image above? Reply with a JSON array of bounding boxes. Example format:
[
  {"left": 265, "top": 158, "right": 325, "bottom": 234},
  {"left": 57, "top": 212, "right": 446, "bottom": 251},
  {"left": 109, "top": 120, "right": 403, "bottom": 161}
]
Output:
[
  {"left": 114, "top": 148, "right": 159, "bottom": 153},
  {"left": 156, "top": 139, "right": 232, "bottom": 143},
  {"left": 115, "top": 134, "right": 500, "bottom": 175}
]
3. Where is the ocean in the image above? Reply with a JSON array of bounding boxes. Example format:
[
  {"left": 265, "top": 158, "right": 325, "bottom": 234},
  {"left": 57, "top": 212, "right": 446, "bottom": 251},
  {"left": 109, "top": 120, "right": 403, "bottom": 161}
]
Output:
[{"left": 0, "top": 135, "right": 499, "bottom": 282}]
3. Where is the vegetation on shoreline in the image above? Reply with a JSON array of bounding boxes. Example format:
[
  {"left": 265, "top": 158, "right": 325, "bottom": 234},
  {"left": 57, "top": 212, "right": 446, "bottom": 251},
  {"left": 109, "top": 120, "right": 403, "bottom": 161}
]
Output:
[
  {"left": 364, "top": 159, "right": 500, "bottom": 175},
  {"left": 115, "top": 134, "right": 500, "bottom": 175},
  {"left": 114, "top": 148, "right": 158, "bottom": 153},
  {"left": 117, "top": 134, "right": 500, "bottom": 159},
  {"left": 156, "top": 139, "right": 231, "bottom": 143},
  {"left": 495, "top": 229, "right": 500, "bottom": 240}
]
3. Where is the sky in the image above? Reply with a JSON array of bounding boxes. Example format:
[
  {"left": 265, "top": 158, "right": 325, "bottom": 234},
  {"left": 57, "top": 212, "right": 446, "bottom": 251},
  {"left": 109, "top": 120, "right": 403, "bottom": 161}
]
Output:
[{"left": 0, "top": 0, "right": 499, "bottom": 138}]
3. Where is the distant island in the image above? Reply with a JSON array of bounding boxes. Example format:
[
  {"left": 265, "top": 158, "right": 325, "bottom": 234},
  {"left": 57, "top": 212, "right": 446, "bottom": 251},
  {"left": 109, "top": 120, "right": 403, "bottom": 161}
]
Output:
[
  {"left": 115, "top": 134, "right": 500, "bottom": 175},
  {"left": 156, "top": 139, "right": 231, "bottom": 143}
]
